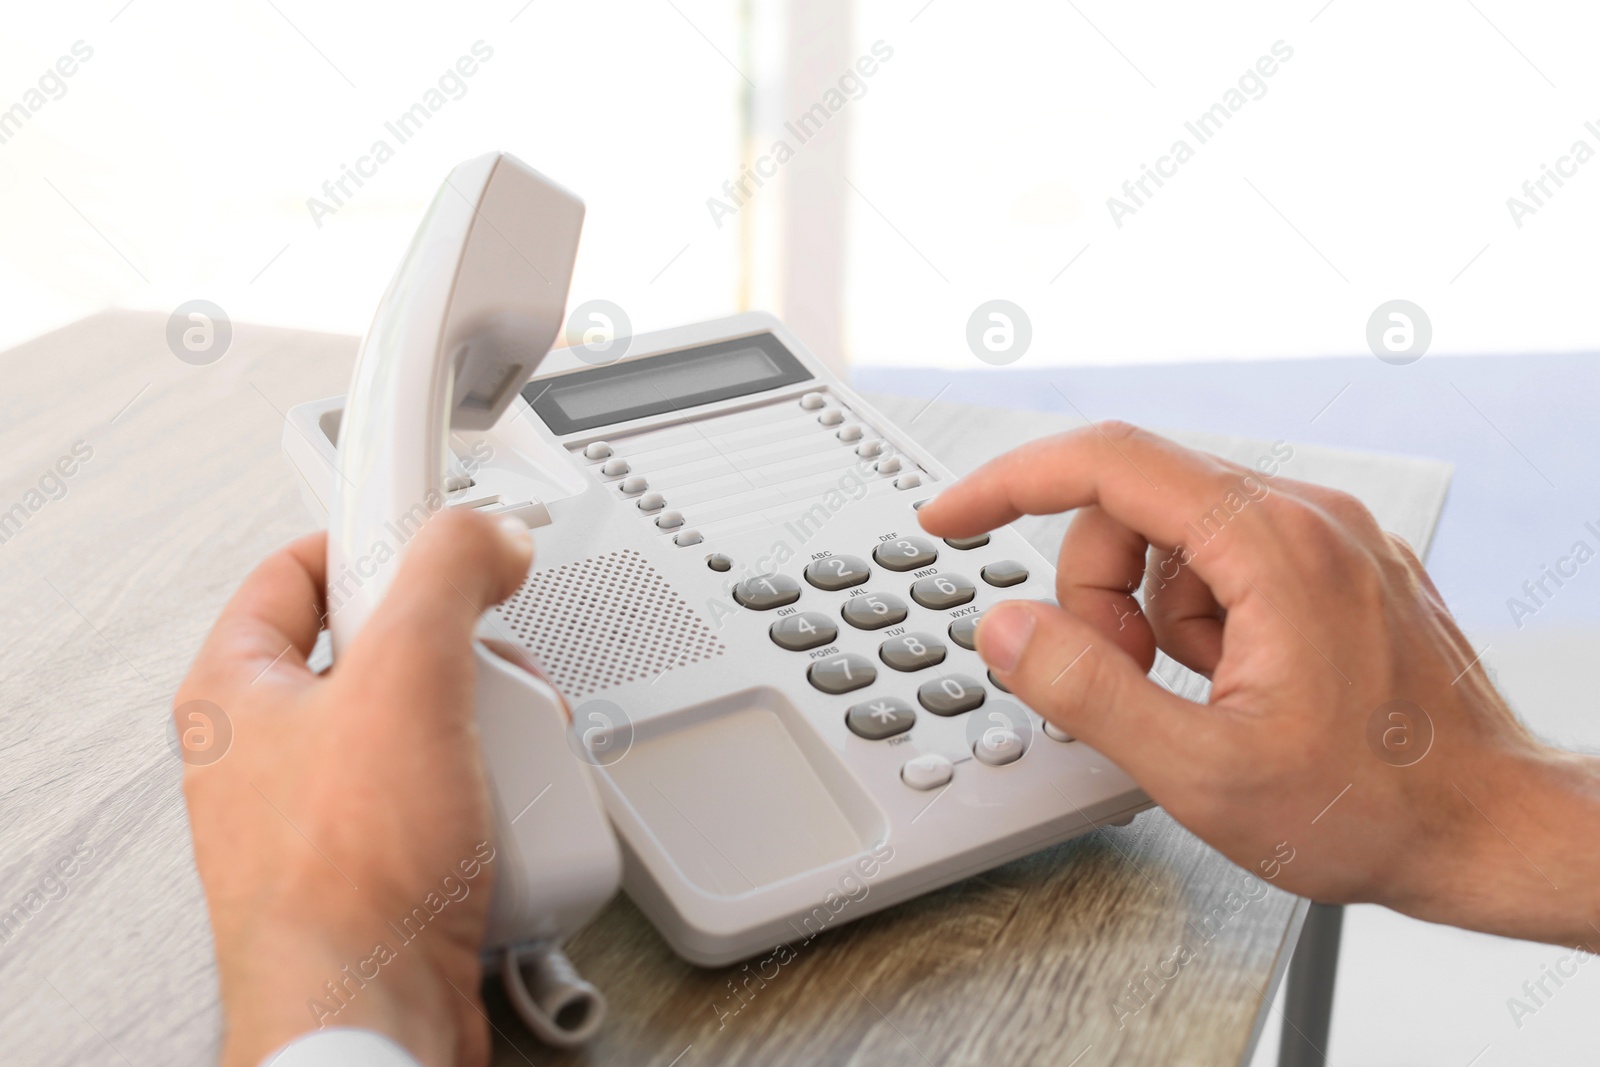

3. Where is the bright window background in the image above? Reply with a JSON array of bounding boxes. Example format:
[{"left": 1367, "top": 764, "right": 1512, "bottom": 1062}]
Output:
[
  {"left": 8, "top": 3, "right": 1600, "bottom": 370},
  {"left": 847, "top": 0, "right": 1600, "bottom": 366},
  {"left": 0, "top": 0, "right": 746, "bottom": 354}
]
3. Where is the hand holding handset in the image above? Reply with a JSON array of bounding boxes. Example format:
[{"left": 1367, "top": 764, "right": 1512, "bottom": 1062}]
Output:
[{"left": 327, "top": 152, "right": 621, "bottom": 1046}]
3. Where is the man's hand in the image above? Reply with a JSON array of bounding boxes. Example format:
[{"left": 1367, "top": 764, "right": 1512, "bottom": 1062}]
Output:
[
  {"left": 176, "top": 509, "right": 535, "bottom": 1067},
  {"left": 918, "top": 421, "right": 1600, "bottom": 948}
]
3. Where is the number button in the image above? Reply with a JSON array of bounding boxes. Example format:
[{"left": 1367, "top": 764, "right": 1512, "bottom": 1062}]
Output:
[
  {"left": 944, "top": 534, "right": 990, "bottom": 550},
  {"left": 949, "top": 614, "right": 980, "bottom": 651},
  {"left": 909, "top": 573, "right": 975, "bottom": 610},
  {"left": 872, "top": 535, "right": 938, "bottom": 572},
  {"left": 845, "top": 697, "right": 916, "bottom": 740},
  {"left": 916, "top": 673, "right": 986, "bottom": 716},
  {"left": 840, "top": 591, "right": 909, "bottom": 630},
  {"left": 733, "top": 574, "right": 801, "bottom": 610},
  {"left": 981, "top": 560, "right": 1029, "bottom": 587},
  {"left": 769, "top": 611, "right": 838, "bottom": 651},
  {"left": 879, "top": 632, "right": 947, "bottom": 672},
  {"left": 808, "top": 653, "right": 876, "bottom": 695},
  {"left": 804, "top": 554, "right": 871, "bottom": 591}
]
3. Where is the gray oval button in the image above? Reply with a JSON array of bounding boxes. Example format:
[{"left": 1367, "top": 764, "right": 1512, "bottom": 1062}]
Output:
[
  {"left": 846, "top": 696, "right": 915, "bottom": 740},
  {"left": 917, "top": 673, "right": 986, "bottom": 716},
  {"left": 873, "top": 536, "right": 938, "bottom": 572},
  {"left": 841, "top": 591, "right": 909, "bottom": 630},
  {"left": 879, "top": 632, "right": 947, "bottom": 672},
  {"left": 910, "top": 573, "right": 975, "bottom": 610},
  {"left": 770, "top": 611, "right": 838, "bottom": 651},
  {"left": 733, "top": 574, "right": 801, "bottom": 610},
  {"left": 949, "top": 613, "right": 980, "bottom": 651},
  {"left": 808, "top": 653, "right": 876, "bottom": 694},
  {"left": 981, "top": 559, "right": 1029, "bottom": 587},
  {"left": 804, "top": 554, "right": 871, "bottom": 591}
]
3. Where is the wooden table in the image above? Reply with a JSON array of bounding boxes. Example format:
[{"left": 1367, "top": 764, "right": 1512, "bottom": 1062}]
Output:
[{"left": 0, "top": 312, "right": 1450, "bottom": 1067}]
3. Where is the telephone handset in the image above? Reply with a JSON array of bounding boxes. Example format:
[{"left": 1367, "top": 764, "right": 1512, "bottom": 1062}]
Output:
[{"left": 327, "top": 151, "right": 621, "bottom": 1046}]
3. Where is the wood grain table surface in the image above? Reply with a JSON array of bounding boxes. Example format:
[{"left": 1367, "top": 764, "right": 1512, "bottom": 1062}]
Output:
[{"left": 0, "top": 311, "right": 1451, "bottom": 1067}]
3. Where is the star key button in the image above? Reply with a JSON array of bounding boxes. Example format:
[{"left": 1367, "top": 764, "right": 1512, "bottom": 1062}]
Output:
[{"left": 846, "top": 697, "right": 916, "bottom": 740}]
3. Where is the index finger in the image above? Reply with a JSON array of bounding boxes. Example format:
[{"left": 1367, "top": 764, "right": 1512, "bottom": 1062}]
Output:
[
  {"left": 918, "top": 421, "right": 1274, "bottom": 582},
  {"left": 180, "top": 531, "right": 327, "bottom": 701}
]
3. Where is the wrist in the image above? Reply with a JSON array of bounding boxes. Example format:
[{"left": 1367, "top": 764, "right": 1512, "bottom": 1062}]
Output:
[
  {"left": 1408, "top": 742, "right": 1600, "bottom": 948},
  {"left": 217, "top": 911, "right": 472, "bottom": 1067}
]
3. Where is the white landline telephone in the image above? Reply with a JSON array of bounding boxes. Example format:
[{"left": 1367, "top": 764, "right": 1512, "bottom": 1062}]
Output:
[{"left": 286, "top": 151, "right": 1151, "bottom": 1048}]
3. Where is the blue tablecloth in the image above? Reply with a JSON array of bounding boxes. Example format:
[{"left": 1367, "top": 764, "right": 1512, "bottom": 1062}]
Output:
[{"left": 855, "top": 355, "right": 1600, "bottom": 632}]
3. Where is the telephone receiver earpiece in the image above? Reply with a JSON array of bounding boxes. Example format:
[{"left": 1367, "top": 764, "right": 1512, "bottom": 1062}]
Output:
[{"left": 327, "top": 151, "right": 621, "bottom": 1046}]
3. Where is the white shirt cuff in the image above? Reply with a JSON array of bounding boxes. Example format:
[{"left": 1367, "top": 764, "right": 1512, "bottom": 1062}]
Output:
[{"left": 261, "top": 1028, "right": 422, "bottom": 1067}]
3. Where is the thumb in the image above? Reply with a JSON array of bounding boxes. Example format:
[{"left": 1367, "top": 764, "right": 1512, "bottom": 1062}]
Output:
[
  {"left": 978, "top": 600, "right": 1196, "bottom": 776},
  {"left": 343, "top": 508, "right": 534, "bottom": 683}
]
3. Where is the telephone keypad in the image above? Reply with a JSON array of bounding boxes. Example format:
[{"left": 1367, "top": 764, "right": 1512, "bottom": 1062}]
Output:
[
  {"left": 909, "top": 573, "right": 975, "bottom": 611},
  {"left": 808, "top": 653, "right": 876, "bottom": 694},
  {"left": 770, "top": 612, "right": 839, "bottom": 651},
  {"left": 734, "top": 574, "right": 801, "bottom": 610},
  {"left": 841, "top": 592, "right": 908, "bottom": 630},
  {"left": 879, "top": 632, "right": 947, "bottom": 672},
  {"left": 872, "top": 536, "right": 938, "bottom": 572},
  {"left": 804, "top": 554, "right": 871, "bottom": 591},
  {"left": 846, "top": 697, "right": 916, "bottom": 741}
]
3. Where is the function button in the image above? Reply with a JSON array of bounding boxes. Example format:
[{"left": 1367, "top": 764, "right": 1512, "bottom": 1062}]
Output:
[
  {"left": 600, "top": 457, "right": 630, "bottom": 477},
  {"left": 733, "top": 574, "right": 801, "bottom": 610},
  {"left": 800, "top": 392, "right": 826, "bottom": 410},
  {"left": 841, "top": 591, "right": 909, "bottom": 630},
  {"left": 895, "top": 473, "right": 923, "bottom": 491},
  {"left": 912, "top": 498, "right": 930, "bottom": 510},
  {"left": 981, "top": 560, "right": 1029, "bottom": 587},
  {"left": 818, "top": 408, "right": 845, "bottom": 426},
  {"left": 1043, "top": 722, "right": 1076, "bottom": 743},
  {"left": 988, "top": 670, "right": 1011, "bottom": 693},
  {"left": 706, "top": 552, "right": 733, "bottom": 572},
  {"left": 804, "top": 554, "right": 871, "bottom": 591},
  {"left": 857, "top": 440, "right": 887, "bottom": 459},
  {"left": 620, "top": 475, "right": 648, "bottom": 494},
  {"left": 847, "top": 696, "right": 915, "bottom": 740},
  {"left": 770, "top": 611, "right": 839, "bottom": 651},
  {"left": 808, "top": 653, "right": 876, "bottom": 694},
  {"left": 876, "top": 456, "right": 903, "bottom": 474},
  {"left": 583, "top": 441, "right": 613, "bottom": 460},
  {"left": 917, "top": 673, "right": 986, "bottom": 716},
  {"left": 637, "top": 491, "right": 666, "bottom": 512},
  {"left": 973, "top": 729, "right": 1024, "bottom": 766},
  {"left": 944, "top": 534, "right": 990, "bottom": 550},
  {"left": 949, "top": 614, "right": 980, "bottom": 651},
  {"left": 901, "top": 753, "right": 953, "bottom": 790},
  {"left": 873, "top": 536, "right": 938, "bottom": 572},
  {"left": 837, "top": 425, "right": 864, "bottom": 443},
  {"left": 910, "top": 573, "right": 975, "bottom": 610},
  {"left": 879, "top": 632, "right": 947, "bottom": 672},
  {"left": 674, "top": 529, "right": 704, "bottom": 547},
  {"left": 656, "top": 510, "right": 684, "bottom": 529}
]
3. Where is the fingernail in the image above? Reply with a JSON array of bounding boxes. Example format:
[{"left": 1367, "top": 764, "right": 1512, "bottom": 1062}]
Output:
[
  {"left": 497, "top": 515, "right": 534, "bottom": 562},
  {"left": 979, "top": 602, "right": 1034, "bottom": 673}
]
